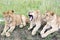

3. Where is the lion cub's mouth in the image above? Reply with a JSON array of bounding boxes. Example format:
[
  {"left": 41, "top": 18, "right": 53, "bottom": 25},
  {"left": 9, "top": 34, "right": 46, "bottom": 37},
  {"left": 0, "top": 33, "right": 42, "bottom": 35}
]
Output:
[{"left": 29, "top": 15, "right": 33, "bottom": 21}]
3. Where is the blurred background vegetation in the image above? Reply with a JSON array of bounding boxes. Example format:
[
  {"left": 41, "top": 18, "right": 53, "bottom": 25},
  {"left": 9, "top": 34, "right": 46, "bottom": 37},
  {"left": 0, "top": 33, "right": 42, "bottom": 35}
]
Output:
[{"left": 0, "top": 0, "right": 60, "bottom": 18}]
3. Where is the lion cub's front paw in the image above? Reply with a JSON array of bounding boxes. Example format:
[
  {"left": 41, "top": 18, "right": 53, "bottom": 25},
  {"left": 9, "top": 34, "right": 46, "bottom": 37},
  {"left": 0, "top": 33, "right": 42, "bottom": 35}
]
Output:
[
  {"left": 41, "top": 34, "right": 47, "bottom": 38},
  {"left": 28, "top": 27, "right": 32, "bottom": 30},
  {"left": 1, "top": 32, "right": 6, "bottom": 36},
  {"left": 6, "top": 32, "right": 11, "bottom": 37},
  {"left": 19, "top": 25, "right": 24, "bottom": 28},
  {"left": 32, "top": 31, "right": 36, "bottom": 36}
]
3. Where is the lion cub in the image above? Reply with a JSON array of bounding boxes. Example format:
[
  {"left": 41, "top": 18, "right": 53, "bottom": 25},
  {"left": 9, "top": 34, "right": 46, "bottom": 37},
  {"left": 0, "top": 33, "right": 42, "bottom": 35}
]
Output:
[
  {"left": 40, "top": 11, "right": 60, "bottom": 38},
  {"left": 1, "top": 10, "right": 29, "bottom": 37},
  {"left": 28, "top": 10, "right": 45, "bottom": 35}
]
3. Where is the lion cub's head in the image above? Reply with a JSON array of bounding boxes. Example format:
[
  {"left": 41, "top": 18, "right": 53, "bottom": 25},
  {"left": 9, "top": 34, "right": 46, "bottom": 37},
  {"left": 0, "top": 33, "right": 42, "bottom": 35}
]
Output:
[
  {"left": 3, "top": 10, "right": 14, "bottom": 23},
  {"left": 28, "top": 10, "right": 40, "bottom": 21},
  {"left": 44, "top": 11, "right": 56, "bottom": 22}
]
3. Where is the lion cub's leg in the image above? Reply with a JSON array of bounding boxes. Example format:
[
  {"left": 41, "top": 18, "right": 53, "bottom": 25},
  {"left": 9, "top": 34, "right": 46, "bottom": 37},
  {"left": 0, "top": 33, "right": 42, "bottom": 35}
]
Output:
[
  {"left": 41, "top": 25, "right": 58, "bottom": 38},
  {"left": 19, "top": 15, "right": 26, "bottom": 28},
  {"left": 32, "top": 22, "right": 41, "bottom": 35},
  {"left": 40, "top": 24, "right": 50, "bottom": 35},
  {"left": 19, "top": 22, "right": 26, "bottom": 28},
  {"left": 20, "top": 19, "right": 26, "bottom": 28},
  {"left": 1, "top": 25, "right": 9, "bottom": 36},
  {"left": 23, "top": 21, "right": 26, "bottom": 27},
  {"left": 6, "top": 26, "right": 15, "bottom": 37},
  {"left": 19, "top": 23, "right": 24, "bottom": 28},
  {"left": 28, "top": 22, "right": 34, "bottom": 30},
  {"left": 7, "top": 26, "right": 15, "bottom": 33},
  {"left": 41, "top": 28, "right": 58, "bottom": 38}
]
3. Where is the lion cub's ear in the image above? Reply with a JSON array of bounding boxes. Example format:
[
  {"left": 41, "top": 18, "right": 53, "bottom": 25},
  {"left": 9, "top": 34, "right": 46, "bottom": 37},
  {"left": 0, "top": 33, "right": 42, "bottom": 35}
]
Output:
[
  {"left": 50, "top": 11, "right": 54, "bottom": 16},
  {"left": 46, "top": 11, "right": 54, "bottom": 16},
  {"left": 35, "top": 10, "right": 40, "bottom": 14},
  {"left": 8, "top": 10, "right": 14, "bottom": 14},
  {"left": 11, "top": 10, "right": 14, "bottom": 13},
  {"left": 3, "top": 12, "right": 5, "bottom": 15}
]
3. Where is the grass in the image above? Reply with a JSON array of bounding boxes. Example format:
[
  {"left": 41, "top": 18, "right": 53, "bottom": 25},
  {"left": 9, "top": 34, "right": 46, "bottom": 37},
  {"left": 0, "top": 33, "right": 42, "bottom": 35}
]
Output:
[
  {"left": 0, "top": 0, "right": 60, "bottom": 18},
  {"left": 0, "top": 0, "right": 60, "bottom": 40}
]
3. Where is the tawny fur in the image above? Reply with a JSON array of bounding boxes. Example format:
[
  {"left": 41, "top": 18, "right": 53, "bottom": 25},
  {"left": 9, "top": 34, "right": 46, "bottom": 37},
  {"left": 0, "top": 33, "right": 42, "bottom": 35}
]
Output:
[
  {"left": 40, "top": 11, "right": 60, "bottom": 38},
  {"left": 1, "top": 10, "right": 29, "bottom": 37},
  {"left": 28, "top": 10, "right": 45, "bottom": 35}
]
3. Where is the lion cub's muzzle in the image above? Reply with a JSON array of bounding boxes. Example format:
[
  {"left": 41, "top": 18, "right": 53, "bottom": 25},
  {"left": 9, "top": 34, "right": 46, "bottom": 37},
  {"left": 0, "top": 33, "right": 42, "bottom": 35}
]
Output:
[
  {"left": 28, "top": 15, "right": 33, "bottom": 21},
  {"left": 4, "top": 17, "right": 13, "bottom": 24}
]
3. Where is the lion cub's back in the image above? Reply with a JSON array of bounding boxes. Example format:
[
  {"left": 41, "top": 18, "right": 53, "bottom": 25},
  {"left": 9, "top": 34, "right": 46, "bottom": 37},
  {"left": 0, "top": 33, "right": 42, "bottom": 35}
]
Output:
[{"left": 15, "top": 14, "right": 22, "bottom": 25}]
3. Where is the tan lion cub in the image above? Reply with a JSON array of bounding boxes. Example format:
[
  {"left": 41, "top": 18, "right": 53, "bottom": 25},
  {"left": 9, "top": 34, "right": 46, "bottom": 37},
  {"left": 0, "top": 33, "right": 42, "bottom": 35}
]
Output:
[
  {"left": 40, "top": 11, "right": 60, "bottom": 38},
  {"left": 28, "top": 10, "right": 45, "bottom": 36},
  {"left": 1, "top": 10, "right": 29, "bottom": 37}
]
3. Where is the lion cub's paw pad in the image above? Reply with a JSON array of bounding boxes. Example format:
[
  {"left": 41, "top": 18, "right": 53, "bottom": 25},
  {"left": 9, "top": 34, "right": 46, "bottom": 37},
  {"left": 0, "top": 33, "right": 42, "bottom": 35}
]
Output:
[{"left": 6, "top": 32, "right": 10, "bottom": 37}]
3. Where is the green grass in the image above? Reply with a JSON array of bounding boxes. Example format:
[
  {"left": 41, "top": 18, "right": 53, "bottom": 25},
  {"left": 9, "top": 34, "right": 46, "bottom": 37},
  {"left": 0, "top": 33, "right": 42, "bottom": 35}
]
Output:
[
  {"left": 0, "top": 0, "right": 60, "bottom": 40},
  {"left": 0, "top": 0, "right": 60, "bottom": 18}
]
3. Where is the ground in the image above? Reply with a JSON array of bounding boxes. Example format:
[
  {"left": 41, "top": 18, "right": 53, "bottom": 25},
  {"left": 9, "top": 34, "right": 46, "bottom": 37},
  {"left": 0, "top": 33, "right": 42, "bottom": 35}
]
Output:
[
  {"left": 0, "top": 0, "right": 60, "bottom": 17},
  {"left": 0, "top": 23, "right": 60, "bottom": 40}
]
